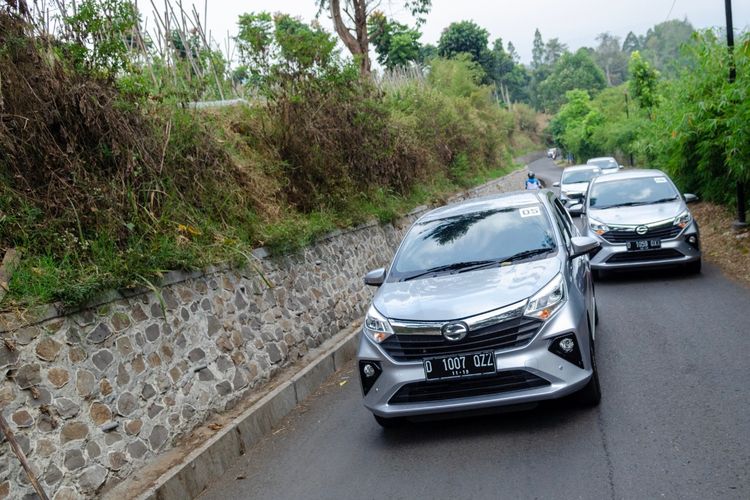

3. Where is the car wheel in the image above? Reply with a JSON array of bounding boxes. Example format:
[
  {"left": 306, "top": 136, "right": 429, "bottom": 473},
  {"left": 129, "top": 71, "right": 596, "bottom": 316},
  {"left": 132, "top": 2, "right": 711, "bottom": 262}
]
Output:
[
  {"left": 575, "top": 325, "right": 601, "bottom": 408},
  {"left": 686, "top": 259, "right": 702, "bottom": 275},
  {"left": 374, "top": 414, "right": 405, "bottom": 429}
]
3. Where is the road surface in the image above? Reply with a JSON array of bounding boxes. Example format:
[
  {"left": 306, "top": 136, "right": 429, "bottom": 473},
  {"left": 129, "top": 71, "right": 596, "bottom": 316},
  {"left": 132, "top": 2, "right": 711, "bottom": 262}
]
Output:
[{"left": 199, "top": 157, "right": 750, "bottom": 500}]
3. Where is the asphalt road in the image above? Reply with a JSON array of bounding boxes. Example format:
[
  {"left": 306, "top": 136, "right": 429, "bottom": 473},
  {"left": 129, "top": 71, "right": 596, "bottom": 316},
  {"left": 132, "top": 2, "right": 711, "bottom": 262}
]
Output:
[{"left": 199, "top": 158, "right": 750, "bottom": 500}]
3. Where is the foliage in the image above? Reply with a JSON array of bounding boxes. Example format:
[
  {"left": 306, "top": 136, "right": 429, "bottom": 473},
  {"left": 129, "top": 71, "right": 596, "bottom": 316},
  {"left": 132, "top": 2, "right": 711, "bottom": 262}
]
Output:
[
  {"left": 640, "top": 19, "right": 695, "bottom": 76},
  {"left": 594, "top": 32, "right": 628, "bottom": 86},
  {"left": 368, "top": 12, "right": 422, "bottom": 69},
  {"left": 636, "top": 31, "right": 750, "bottom": 203},
  {"left": 531, "top": 28, "right": 544, "bottom": 69},
  {"left": 628, "top": 51, "right": 660, "bottom": 111},
  {"left": 60, "top": 0, "right": 138, "bottom": 77},
  {"left": 537, "top": 49, "right": 606, "bottom": 113},
  {"left": 437, "top": 20, "right": 493, "bottom": 78}
]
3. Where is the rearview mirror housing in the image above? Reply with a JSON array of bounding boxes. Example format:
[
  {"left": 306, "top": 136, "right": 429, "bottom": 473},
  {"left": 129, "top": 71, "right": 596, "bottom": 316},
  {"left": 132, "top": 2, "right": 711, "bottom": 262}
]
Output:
[
  {"left": 683, "top": 193, "right": 699, "bottom": 203},
  {"left": 570, "top": 236, "right": 600, "bottom": 258},
  {"left": 567, "top": 203, "right": 584, "bottom": 216},
  {"left": 552, "top": 181, "right": 560, "bottom": 187},
  {"left": 364, "top": 268, "right": 386, "bottom": 287}
]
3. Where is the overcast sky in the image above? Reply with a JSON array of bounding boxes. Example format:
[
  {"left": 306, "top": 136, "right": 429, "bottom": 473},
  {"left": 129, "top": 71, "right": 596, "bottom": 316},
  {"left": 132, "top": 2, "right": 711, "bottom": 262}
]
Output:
[{"left": 142, "top": 0, "right": 750, "bottom": 65}]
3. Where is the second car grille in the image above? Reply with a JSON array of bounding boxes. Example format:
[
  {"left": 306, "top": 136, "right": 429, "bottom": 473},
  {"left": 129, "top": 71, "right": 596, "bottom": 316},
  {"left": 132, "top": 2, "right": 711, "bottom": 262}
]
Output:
[
  {"left": 380, "top": 317, "right": 543, "bottom": 362},
  {"left": 606, "top": 248, "right": 683, "bottom": 263},
  {"left": 601, "top": 223, "right": 682, "bottom": 243},
  {"left": 388, "top": 370, "right": 550, "bottom": 404}
]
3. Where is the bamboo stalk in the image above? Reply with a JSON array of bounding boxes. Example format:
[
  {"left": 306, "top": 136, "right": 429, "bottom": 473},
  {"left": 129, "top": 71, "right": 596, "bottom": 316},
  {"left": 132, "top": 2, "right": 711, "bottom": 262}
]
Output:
[{"left": 0, "top": 413, "right": 50, "bottom": 500}]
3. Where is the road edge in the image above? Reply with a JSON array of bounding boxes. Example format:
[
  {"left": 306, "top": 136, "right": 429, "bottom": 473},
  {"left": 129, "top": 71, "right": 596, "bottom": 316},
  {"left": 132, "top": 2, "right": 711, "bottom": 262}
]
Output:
[{"left": 106, "top": 325, "right": 360, "bottom": 500}]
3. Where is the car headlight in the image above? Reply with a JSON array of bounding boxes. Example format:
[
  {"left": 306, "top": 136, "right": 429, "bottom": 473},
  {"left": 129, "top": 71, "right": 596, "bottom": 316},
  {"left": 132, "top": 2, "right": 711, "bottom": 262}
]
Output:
[
  {"left": 674, "top": 210, "right": 692, "bottom": 229},
  {"left": 589, "top": 218, "right": 609, "bottom": 235},
  {"left": 525, "top": 274, "right": 566, "bottom": 321},
  {"left": 363, "top": 305, "right": 394, "bottom": 343}
]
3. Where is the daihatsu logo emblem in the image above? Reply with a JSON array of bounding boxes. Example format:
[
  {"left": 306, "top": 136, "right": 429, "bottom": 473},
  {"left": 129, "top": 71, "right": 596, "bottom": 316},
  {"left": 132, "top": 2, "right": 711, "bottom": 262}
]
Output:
[
  {"left": 635, "top": 225, "right": 648, "bottom": 235},
  {"left": 442, "top": 322, "right": 468, "bottom": 341}
]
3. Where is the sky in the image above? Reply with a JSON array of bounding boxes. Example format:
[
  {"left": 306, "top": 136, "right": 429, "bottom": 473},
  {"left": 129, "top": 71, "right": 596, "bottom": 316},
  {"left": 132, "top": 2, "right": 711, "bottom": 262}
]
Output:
[{"left": 140, "top": 0, "right": 750, "bottom": 65}]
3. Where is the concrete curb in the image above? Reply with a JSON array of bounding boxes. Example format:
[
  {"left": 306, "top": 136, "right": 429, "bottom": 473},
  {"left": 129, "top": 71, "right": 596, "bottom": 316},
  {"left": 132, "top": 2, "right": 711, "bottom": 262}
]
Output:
[{"left": 104, "top": 325, "right": 360, "bottom": 500}]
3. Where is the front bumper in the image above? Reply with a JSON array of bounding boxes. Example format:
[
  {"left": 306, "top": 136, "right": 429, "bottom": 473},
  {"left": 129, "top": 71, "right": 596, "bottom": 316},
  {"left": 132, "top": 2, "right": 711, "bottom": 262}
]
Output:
[
  {"left": 358, "top": 303, "right": 593, "bottom": 418},
  {"left": 589, "top": 222, "right": 701, "bottom": 270}
]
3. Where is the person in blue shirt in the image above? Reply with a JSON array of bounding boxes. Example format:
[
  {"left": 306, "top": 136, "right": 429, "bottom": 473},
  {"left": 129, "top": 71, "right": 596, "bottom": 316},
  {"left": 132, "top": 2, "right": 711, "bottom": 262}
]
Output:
[{"left": 525, "top": 171, "right": 541, "bottom": 190}]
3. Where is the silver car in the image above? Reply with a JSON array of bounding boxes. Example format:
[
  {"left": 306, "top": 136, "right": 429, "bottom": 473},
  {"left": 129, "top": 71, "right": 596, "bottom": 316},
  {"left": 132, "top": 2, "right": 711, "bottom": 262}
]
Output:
[
  {"left": 358, "top": 191, "right": 602, "bottom": 427},
  {"left": 587, "top": 157, "right": 621, "bottom": 175},
  {"left": 571, "top": 169, "right": 701, "bottom": 276},
  {"left": 553, "top": 165, "right": 601, "bottom": 207}
]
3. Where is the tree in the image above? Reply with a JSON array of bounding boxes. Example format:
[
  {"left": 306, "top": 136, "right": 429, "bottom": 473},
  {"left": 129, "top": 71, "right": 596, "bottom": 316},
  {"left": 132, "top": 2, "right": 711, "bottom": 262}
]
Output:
[
  {"left": 622, "top": 31, "right": 640, "bottom": 54},
  {"left": 537, "top": 48, "right": 606, "bottom": 113},
  {"left": 437, "top": 20, "right": 493, "bottom": 78},
  {"left": 491, "top": 38, "right": 529, "bottom": 105},
  {"left": 544, "top": 37, "right": 567, "bottom": 66},
  {"left": 317, "top": 0, "right": 431, "bottom": 76},
  {"left": 640, "top": 19, "right": 694, "bottom": 76},
  {"left": 506, "top": 41, "right": 519, "bottom": 63},
  {"left": 628, "top": 50, "right": 660, "bottom": 112},
  {"left": 549, "top": 89, "right": 604, "bottom": 161},
  {"left": 594, "top": 32, "right": 627, "bottom": 86},
  {"left": 368, "top": 11, "right": 421, "bottom": 69},
  {"left": 531, "top": 28, "right": 544, "bottom": 69}
]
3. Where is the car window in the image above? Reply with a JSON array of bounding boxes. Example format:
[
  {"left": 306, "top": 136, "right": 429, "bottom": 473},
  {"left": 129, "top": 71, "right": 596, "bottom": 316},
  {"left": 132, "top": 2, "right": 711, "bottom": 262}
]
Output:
[
  {"left": 587, "top": 158, "right": 618, "bottom": 170},
  {"left": 589, "top": 177, "right": 679, "bottom": 209},
  {"left": 390, "top": 205, "right": 556, "bottom": 280},
  {"left": 562, "top": 169, "right": 598, "bottom": 184},
  {"left": 551, "top": 198, "right": 573, "bottom": 246}
]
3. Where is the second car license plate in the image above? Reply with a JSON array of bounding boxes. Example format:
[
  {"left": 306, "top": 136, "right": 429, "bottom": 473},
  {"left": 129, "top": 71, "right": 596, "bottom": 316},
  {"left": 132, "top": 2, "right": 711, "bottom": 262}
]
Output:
[
  {"left": 626, "top": 239, "right": 661, "bottom": 251},
  {"left": 423, "top": 351, "right": 496, "bottom": 381}
]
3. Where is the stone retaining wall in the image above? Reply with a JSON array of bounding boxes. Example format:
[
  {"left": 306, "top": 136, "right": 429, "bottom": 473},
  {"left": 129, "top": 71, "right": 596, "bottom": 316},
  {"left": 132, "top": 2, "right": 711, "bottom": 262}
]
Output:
[{"left": 0, "top": 168, "right": 530, "bottom": 499}]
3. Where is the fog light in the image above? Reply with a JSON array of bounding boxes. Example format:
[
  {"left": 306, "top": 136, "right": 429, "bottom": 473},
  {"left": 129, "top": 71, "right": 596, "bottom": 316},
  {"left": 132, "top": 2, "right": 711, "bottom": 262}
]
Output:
[
  {"left": 359, "top": 360, "right": 382, "bottom": 395},
  {"left": 548, "top": 334, "right": 584, "bottom": 368},
  {"left": 558, "top": 337, "right": 575, "bottom": 353},
  {"left": 686, "top": 235, "right": 699, "bottom": 249}
]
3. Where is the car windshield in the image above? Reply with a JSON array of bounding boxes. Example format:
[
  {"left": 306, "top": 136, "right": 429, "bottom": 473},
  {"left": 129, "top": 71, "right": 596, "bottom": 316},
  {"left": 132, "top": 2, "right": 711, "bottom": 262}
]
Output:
[
  {"left": 562, "top": 169, "right": 598, "bottom": 184},
  {"left": 589, "top": 177, "right": 679, "bottom": 209},
  {"left": 587, "top": 158, "right": 618, "bottom": 170},
  {"left": 390, "top": 205, "right": 557, "bottom": 281}
]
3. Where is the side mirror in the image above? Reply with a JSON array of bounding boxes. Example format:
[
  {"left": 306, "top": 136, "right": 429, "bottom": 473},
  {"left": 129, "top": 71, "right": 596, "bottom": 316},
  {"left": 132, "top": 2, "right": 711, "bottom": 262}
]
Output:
[
  {"left": 567, "top": 203, "right": 584, "bottom": 216},
  {"left": 618, "top": 164, "right": 624, "bottom": 169},
  {"left": 364, "top": 267, "right": 386, "bottom": 287},
  {"left": 570, "top": 236, "right": 600, "bottom": 258},
  {"left": 683, "top": 193, "right": 699, "bottom": 203},
  {"left": 552, "top": 181, "right": 560, "bottom": 187}
]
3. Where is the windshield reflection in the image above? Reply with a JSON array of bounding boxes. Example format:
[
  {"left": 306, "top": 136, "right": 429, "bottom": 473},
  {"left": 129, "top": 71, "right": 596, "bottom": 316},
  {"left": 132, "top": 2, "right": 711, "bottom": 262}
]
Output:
[
  {"left": 590, "top": 177, "right": 678, "bottom": 209},
  {"left": 390, "top": 206, "right": 556, "bottom": 280}
]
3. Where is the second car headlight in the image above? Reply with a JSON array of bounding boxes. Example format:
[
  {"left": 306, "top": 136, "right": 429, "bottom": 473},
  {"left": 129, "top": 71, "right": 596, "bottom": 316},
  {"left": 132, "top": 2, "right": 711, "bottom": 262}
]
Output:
[
  {"left": 589, "top": 218, "right": 609, "bottom": 235},
  {"left": 363, "top": 305, "right": 394, "bottom": 343},
  {"left": 674, "top": 210, "right": 692, "bottom": 229},
  {"left": 525, "top": 273, "right": 566, "bottom": 321}
]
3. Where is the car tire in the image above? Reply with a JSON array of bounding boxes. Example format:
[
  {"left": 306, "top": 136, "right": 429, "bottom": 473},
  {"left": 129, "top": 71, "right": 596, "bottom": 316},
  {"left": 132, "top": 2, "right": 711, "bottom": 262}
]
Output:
[
  {"left": 686, "top": 259, "right": 702, "bottom": 275},
  {"left": 374, "top": 414, "right": 405, "bottom": 429},
  {"left": 592, "top": 269, "right": 603, "bottom": 281},
  {"left": 575, "top": 325, "right": 601, "bottom": 408}
]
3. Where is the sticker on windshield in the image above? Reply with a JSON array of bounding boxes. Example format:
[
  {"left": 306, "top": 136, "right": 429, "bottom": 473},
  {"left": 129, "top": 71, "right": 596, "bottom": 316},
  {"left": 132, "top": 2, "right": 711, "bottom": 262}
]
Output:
[
  {"left": 519, "top": 206, "right": 541, "bottom": 217},
  {"left": 654, "top": 177, "right": 667, "bottom": 183}
]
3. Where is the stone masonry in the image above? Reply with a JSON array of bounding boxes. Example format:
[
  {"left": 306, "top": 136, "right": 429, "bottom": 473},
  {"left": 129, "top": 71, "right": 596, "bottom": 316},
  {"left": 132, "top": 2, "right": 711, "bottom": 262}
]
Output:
[{"left": 0, "top": 167, "right": 532, "bottom": 499}]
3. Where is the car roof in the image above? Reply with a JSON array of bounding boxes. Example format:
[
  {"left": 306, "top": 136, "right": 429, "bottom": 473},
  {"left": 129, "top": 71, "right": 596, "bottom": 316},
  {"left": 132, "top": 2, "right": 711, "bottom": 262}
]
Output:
[
  {"left": 563, "top": 164, "right": 600, "bottom": 172},
  {"left": 591, "top": 168, "right": 667, "bottom": 183},
  {"left": 587, "top": 157, "right": 616, "bottom": 162},
  {"left": 418, "top": 191, "right": 543, "bottom": 223}
]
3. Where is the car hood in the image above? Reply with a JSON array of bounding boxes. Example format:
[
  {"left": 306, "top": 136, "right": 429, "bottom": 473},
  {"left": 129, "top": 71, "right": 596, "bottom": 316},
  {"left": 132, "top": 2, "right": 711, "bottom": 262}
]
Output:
[
  {"left": 589, "top": 200, "right": 685, "bottom": 225},
  {"left": 561, "top": 182, "right": 589, "bottom": 194},
  {"left": 374, "top": 258, "right": 561, "bottom": 321}
]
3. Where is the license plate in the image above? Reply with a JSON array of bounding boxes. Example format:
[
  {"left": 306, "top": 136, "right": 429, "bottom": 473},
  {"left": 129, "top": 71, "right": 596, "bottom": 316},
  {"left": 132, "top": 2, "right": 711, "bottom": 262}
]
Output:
[
  {"left": 423, "top": 351, "right": 496, "bottom": 381},
  {"left": 626, "top": 239, "right": 661, "bottom": 251}
]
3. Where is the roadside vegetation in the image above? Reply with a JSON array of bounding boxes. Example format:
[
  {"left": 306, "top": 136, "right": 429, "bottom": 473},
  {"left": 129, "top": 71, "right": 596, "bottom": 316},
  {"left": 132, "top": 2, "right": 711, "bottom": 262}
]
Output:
[{"left": 0, "top": 4, "right": 542, "bottom": 309}]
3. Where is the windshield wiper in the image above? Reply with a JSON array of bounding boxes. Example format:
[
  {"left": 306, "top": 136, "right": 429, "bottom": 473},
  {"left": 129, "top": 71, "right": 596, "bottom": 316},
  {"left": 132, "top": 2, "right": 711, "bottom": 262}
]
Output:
[
  {"left": 497, "top": 247, "right": 556, "bottom": 265},
  {"left": 401, "top": 260, "right": 500, "bottom": 281},
  {"left": 596, "top": 197, "right": 679, "bottom": 209}
]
